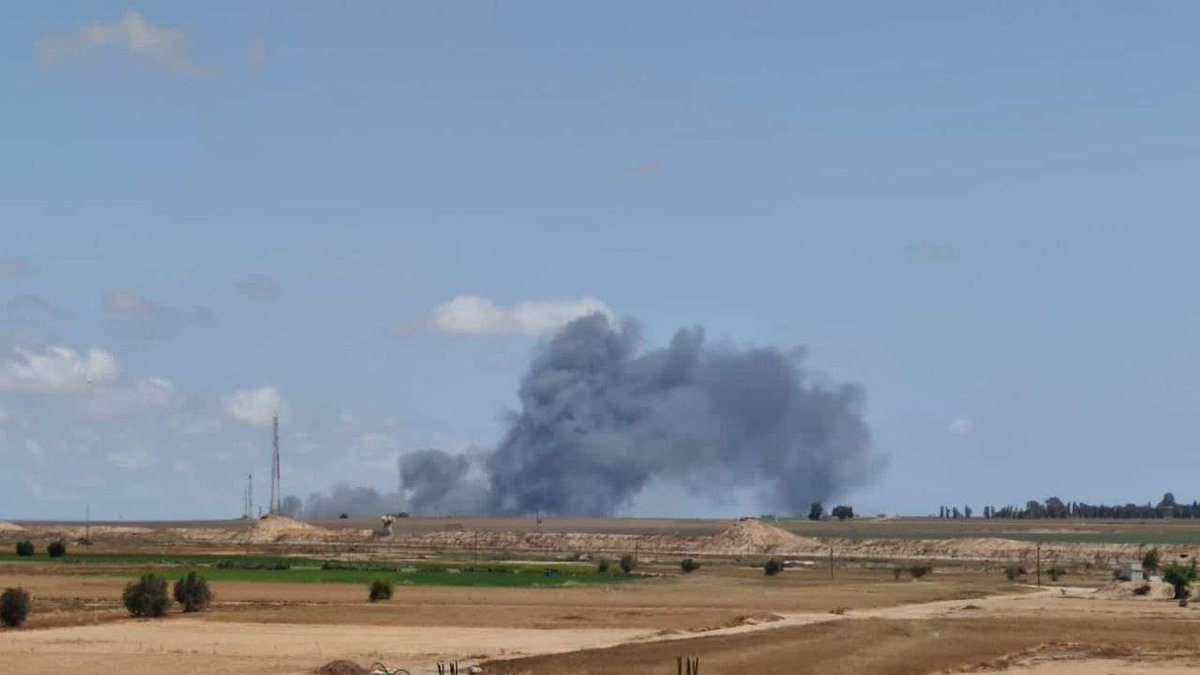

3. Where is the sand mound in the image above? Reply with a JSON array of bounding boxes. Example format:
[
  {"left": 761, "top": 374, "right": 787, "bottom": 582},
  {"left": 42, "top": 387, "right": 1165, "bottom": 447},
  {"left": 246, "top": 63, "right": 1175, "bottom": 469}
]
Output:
[
  {"left": 314, "top": 660, "right": 368, "bottom": 675},
  {"left": 1092, "top": 580, "right": 1175, "bottom": 600},
  {"left": 705, "top": 519, "right": 819, "bottom": 554},
  {"left": 0, "top": 521, "right": 26, "bottom": 534},
  {"left": 244, "top": 515, "right": 331, "bottom": 543}
]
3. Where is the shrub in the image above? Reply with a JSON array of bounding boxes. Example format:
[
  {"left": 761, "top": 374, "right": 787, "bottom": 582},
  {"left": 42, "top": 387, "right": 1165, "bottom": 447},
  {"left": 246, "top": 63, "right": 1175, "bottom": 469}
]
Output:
[
  {"left": 0, "top": 587, "right": 30, "bottom": 628},
  {"left": 764, "top": 558, "right": 784, "bottom": 576},
  {"left": 123, "top": 574, "right": 170, "bottom": 617},
  {"left": 908, "top": 564, "right": 932, "bottom": 580},
  {"left": 14, "top": 541, "right": 34, "bottom": 557},
  {"left": 1161, "top": 560, "right": 1198, "bottom": 600},
  {"left": 680, "top": 558, "right": 701, "bottom": 574},
  {"left": 172, "top": 572, "right": 212, "bottom": 613},
  {"left": 596, "top": 559, "right": 610, "bottom": 574},
  {"left": 619, "top": 554, "right": 636, "bottom": 574},
  {"left": 1143, "top": 548, "right": 1160, "bottom": 576},
  {"left": 1048, "top": 566, "right": 1067, "bottom": 582},
  {"left": 893, "top": 567, "right": 904, "bottom": 581},
  {"left": 368, "top": 578, "right": 393, "bottom": 602},
  {"left": 46, "top": 540, "right": 66, "bottom": 558},
  {"left": 1004, "top": 565, "right": 1024, "bottom": 582}
]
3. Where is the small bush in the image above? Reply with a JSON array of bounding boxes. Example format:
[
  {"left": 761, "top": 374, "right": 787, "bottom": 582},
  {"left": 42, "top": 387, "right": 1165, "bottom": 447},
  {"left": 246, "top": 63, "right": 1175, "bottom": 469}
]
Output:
[
  {"left": 368, "top": 578, "right": 393, "bottom": 602},
  {"left": 680, "top": 558, "right": 701, "bottom": 574},
  {"left": 0, "top": 587, "right": 30, "bottom": 628},
  {"left": 1143, "top": 548, "right": 1161, "bottom": 575},
  {"left": 909, "top": 564, "right": 932, "bottom": 579},
  {"left": 1004, "top": 565, "right": 1024, "bottom": 582},
  {"left": 14, "top": 541, "right": 34, "bottom": 557},
  {"left": 596, "top": 559, "right": 610, "bottom": 574},
  {"left": 122, "top": 574, "right": 170, "bottom": 617},
  {"left": 173, "top": 572, "right": 212, "bottom": 613},
  {"left": 619, "top": 554, "right": 636, "bottom": 574},
  {"left": 1048, "top": 567, "right": 1066, "bottom": 582},
  {"left": 1161, "top": 560, "right": 1197, "bottom": 600},
  {"left": 46, "top": 540, "right": 66, "bottom": 558},
  {"left": 764, "top": 558, "right": 784, "bottom": 576},
  {"left": 893, "top": 567, "right": 904, "bottom": 581}
]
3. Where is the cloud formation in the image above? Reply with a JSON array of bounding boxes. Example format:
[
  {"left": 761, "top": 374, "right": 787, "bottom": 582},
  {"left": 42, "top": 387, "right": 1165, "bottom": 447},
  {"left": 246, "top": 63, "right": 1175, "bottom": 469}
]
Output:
[
  {"left": 948, "top": 418, "right": 974, "bottom": 435},
  {"left": 103, "top": 290, "right": 213, "bottom": 338},
  {"left": 38, "top": 10, "right": 200, "bottom": 74},
  {"left": 421, "top": 296, "right": 616, "bottom": 336},
  {"left": 0, "top": 345, "right": 119, "bottom": 394},
  {"left": 224, "top": 386, "right": 287, "bottom": 427}
]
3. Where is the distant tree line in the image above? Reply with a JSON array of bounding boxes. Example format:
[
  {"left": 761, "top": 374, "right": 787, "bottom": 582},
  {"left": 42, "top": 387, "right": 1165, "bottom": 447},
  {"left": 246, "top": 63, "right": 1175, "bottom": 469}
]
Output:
[{"left": 938, "top": 493, "right": 1200, "bottom": 519}]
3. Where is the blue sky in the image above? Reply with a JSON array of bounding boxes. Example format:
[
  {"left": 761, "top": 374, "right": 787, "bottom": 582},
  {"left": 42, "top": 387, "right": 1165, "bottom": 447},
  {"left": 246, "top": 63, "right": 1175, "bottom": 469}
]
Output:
[{"left": 3, "top": 2, "right": 1199, "bottom": 519}]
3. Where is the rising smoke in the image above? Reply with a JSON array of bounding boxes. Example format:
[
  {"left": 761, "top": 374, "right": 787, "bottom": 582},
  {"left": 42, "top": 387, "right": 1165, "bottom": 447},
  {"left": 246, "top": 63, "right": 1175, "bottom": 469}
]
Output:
[{"left": 299, "top": 314, "right": 880, "bottom": 517}]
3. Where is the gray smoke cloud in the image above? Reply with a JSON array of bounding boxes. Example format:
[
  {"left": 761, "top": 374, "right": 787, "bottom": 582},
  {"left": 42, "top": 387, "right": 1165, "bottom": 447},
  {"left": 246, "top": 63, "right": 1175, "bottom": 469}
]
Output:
[
  {"left": 300, "top": 314, "right": 879, "bottom": 517},
  {"left": 301, "top": 484, "right": 404, "bottom": 518}
]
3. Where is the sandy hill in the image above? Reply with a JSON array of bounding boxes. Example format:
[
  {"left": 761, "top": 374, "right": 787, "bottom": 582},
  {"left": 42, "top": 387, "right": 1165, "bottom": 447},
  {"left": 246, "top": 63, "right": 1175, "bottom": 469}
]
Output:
[
  {"left": 0, "top": 521, "right": 26, "bottom": 534},
  {"left": 705, "top": 519, "right": 821, "bottom": 554},
  {"left": 242, "top": 515, "right": 331, "bottom": 543}
]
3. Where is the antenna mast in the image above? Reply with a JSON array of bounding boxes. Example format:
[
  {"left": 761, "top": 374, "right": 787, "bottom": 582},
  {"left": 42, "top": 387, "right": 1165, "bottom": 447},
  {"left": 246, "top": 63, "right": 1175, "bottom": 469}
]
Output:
[
  {"left": 243, "top": 473, "right": 253, "bottom": 519},
  {"left": 269, "top": 415, "right": 282, "bottom": 515}
]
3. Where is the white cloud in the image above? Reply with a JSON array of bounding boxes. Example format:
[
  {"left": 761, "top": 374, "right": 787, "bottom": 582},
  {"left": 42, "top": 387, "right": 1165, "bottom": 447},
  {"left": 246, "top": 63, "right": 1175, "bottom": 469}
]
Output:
[
  {"left": 422, "top": 296, "right": 615, "bottom": 336},
  {"left": 81, "top": 377, "right": 177, "bottom": 419},
  {"left": 0, "top": 346, "right": 119, "bottom": 394},
  {"left": 38, "top": 10, "right": 200, "bottom": 74},
  {"left": 224, "top": 386, "right": 287, "bottom": 427},
  {"left": 105, "top": 446, "right": 155, "bottom": 470},
  {"left": 948, "top": 418, "right": 974, "bottom": 435}
]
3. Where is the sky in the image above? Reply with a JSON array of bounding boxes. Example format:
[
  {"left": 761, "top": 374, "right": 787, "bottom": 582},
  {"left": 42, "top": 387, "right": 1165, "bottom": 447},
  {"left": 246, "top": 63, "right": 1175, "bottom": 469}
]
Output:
[{"left": 3, "top": 2, "right": 1200, "bottom": 520}]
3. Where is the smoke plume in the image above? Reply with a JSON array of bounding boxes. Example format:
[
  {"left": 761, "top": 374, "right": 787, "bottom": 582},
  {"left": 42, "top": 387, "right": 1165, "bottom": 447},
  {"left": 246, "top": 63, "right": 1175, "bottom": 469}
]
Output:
[{"left": 301, "top": 314, "right": 880, "bottom": 517}]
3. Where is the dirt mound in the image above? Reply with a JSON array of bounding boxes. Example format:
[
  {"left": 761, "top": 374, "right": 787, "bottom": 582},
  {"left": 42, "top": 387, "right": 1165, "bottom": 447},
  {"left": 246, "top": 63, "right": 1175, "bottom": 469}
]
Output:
[
  {"left": 0, "top": 521, "right": 26, "bottom": 534},
  {"left": 1092, "top": 580, "right": 1175, "bottom": 600},
  {"left": 705, "top": 519, "right": 820, "bottom": 554},
  {"left": 314, "top": 660, "right": 368, "bottom": 675},
  {"left": 244, "top": 516, "right": 332, "bottom": 543}
]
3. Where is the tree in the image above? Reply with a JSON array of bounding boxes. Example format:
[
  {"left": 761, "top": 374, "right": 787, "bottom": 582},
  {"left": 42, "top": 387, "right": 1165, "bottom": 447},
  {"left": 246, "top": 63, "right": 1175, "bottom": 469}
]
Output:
[
  {"left": 909, "top": 564, "right": 932, "bottom": 579},
  {"left": 763, "top": 559, "right": 784, "bottom": 576},
  {"left": 46, "top": 540, "right": 66, "bottom": 558},
  {"left": 808, "top": 502, "right": 823, "bottom": 521},
  {"left": 831, "top": 505, "right": 854, "bottom": 521},
  {"left": 368, "top": 579, "right": 393, "bottom": 602},
  {"left": 122, "top": 574, "right": 170, "bottom": 617},
  {"left": 172, "top": 572, "right": 212, "bottom": 613},
  {"left": 596, "top": 559, "right": 610, "bottom": 574},
  {"left": 1142, "top": 548, "right": 1161, "bottom": 578},
  {"left": 964, "top": 506, "right": 973, "bottom": 519},
  {"left": 680, "top": 558, "right": 701, "bottom": 574},
  {"left": 14, "top": 541, "right": 33, "bottom": 557},
  {"left": 1161, "top": 560, "right": 1197, "bottom": 600},
  {"left": 619, "top": 554, "right": 636, "bottom": 574},
  {"left": 0, "top": 588, "right": 30, "bottom": 628}
]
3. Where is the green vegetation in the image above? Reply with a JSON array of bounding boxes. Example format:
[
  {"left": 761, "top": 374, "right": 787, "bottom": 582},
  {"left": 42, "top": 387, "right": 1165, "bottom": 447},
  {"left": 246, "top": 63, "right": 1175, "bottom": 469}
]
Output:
[
  {"left": 173, "top": 572, "right": 212, "bottom": 613},
  {"left": 122, "top": 574, "right": 170, "bottom": 617},
  {"left": 368, "top": 578, "right": 393, "bottom": 601},
  {"left": 14, "top": 541, "right": 34, "bottom": 557},
  {"left": 0, "top": 587, "right": 30, "bottom": 628},
  {"left": 763, "top": 558, "right": 783, "bottom": 576},
  {"left": 908, "top": 564, "right": 932, "bottom": 579},
  {"left": 1142, "top": 548, "right": 1160, "bottom": 575},
  {"left": 596, "top": 559, "right": 610, "bottom": 574},
  {"left": 619, "top": 554, "right": 636, "bottom": 574},
  {"left": 1161, "top": 559, "right": 1198, "bottom": 600},
  {"left": 680, "top": 557, "right": 701, "bottom": 574},
  {"left": 46, "top": 540, "right": 66, "bottom": 558},
  {"left": 1004, "top": 565, "right": 1025, "bottom": 581}
]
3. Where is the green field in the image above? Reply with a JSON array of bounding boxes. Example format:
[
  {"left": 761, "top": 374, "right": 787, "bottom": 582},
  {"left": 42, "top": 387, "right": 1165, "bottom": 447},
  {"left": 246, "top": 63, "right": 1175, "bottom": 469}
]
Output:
[{"left": 0, "top": 552, "right": 639, "bottom": 587}]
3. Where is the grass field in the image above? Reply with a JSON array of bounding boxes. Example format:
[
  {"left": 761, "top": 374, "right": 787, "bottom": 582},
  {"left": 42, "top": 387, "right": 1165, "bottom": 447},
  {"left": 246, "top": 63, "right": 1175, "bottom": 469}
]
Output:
[{"left": 0, "top": 552, "right": 638, "bottom": 586}]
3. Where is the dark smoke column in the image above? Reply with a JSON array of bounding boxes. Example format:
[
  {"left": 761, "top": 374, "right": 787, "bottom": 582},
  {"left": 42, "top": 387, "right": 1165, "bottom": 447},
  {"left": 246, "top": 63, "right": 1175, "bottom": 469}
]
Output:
[{"left": 485, "top": 314, "right": 879, "bottom": 516}]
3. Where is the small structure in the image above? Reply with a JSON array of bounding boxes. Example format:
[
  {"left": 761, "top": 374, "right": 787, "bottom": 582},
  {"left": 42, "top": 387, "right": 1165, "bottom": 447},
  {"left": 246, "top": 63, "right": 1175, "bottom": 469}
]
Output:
[{"left": 1117, "top": 561, "right": 1144, "bottom": 581}]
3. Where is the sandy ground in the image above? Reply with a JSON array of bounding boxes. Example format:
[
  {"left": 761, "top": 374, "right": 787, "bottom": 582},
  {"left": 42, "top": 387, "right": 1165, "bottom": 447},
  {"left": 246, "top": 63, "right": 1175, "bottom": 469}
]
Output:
[{"left": 0, "top": 620, "right": 651, "bottom": 675}]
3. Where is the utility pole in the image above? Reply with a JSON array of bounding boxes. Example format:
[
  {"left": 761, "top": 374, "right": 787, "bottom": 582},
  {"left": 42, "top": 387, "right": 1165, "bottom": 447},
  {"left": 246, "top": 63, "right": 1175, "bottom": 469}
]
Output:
[
  {"left": 1036, "top": 543, "right": 1042, "bottom": 587},
  {"left": 829, "top": 545, "right": 835, "bottom": 578},
  {"left": 269, "top": 415, "right": 281, "bottom": 515}
]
